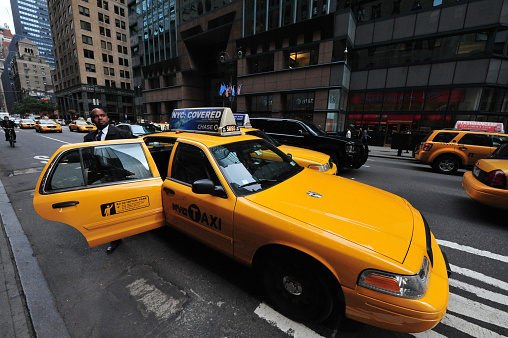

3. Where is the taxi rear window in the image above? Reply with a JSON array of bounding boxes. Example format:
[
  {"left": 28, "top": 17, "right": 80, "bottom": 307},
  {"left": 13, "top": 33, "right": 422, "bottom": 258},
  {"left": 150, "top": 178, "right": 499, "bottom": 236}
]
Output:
[{"left": 45, "top": 143, "right": 153, "bottom": 192}]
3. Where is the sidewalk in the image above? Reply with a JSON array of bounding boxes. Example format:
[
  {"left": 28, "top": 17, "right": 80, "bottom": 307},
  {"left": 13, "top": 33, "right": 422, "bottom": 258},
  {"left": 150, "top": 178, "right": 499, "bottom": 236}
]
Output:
[{"left": 368, "top": 145, "right": 417, "bottom": 160}]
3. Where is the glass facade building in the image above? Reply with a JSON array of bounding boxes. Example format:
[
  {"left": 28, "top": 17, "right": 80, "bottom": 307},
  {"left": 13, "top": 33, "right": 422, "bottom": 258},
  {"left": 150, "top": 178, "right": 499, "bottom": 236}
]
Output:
[
  {"left": 136, "top": 0, "right": 508, "bottom": 145},
  {"left": 10, "top": 0, "right": 55, "bottom": 67}
]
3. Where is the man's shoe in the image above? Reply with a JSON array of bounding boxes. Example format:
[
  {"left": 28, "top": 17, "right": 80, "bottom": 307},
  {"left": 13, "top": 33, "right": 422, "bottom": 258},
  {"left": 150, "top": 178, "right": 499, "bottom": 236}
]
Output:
[{"left": 106, "top": 239, "right": 122, "bottom": 254}]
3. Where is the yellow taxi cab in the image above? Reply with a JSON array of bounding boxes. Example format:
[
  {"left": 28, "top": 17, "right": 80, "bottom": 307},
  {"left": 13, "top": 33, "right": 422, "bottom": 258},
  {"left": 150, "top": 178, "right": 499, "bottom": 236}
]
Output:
[
  {"left": 462, "top": 143, "right": 508, "bottom": 210},
  {"left": 19, "top": 118, "right": 36, "bottom": 129},
  {"left": 415, "top": 128, "right": 508, "bottom": 174},
  {"left": 235, "top": 114, "right": 336, "bottom": 175},
  {"left": 33, "top": 108, "right": 450, "bottom": 333},
  {"left": 35, "top": 119, "right": 62, "bottom": 133},
  {"left": 69, "top": 119, "right": 97, "bottom": 132}
]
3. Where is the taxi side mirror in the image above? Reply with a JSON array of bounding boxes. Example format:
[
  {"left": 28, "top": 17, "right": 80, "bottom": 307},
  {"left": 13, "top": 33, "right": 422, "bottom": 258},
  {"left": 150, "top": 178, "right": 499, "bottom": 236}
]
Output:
[{"left": 192, "top": 179, "right": 227, "bottom": 198}]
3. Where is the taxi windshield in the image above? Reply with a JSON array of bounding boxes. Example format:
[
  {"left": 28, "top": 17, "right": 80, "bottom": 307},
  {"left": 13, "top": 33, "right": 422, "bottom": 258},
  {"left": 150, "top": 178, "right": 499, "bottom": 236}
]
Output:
[
  {"left": 210, "top": 139, "right": 302, "bottom": 196},
  {"left": 245, "top": 129, "right": 281, "bottom": 146},
  {"left": 40, "top": 120, "right": 56, "bottom": 124},
  {"left": 76, "top": 120, "right": 89, "bottom": 125}
]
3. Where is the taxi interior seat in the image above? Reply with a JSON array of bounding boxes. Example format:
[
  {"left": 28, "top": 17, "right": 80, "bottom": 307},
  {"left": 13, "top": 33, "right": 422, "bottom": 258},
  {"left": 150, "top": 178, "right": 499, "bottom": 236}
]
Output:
[{"left": 150, "top": 148, "right": 172, "bottom": 179}]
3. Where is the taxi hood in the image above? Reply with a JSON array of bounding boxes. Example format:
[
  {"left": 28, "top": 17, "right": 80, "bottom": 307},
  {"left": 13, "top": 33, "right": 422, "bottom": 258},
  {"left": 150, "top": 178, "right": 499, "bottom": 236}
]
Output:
[{"left": 244, "top": 170, "right": 414, "bottom": 263}]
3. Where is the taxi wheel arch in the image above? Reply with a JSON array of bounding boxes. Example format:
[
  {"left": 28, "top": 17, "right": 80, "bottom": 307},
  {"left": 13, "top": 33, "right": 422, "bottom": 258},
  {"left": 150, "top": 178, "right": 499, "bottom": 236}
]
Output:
[
  {"left": 255, "top": 246, "right": 343, "bottom": 323},
  {"left": 432, "top": 154, "right": 460, "bottom": 174}
]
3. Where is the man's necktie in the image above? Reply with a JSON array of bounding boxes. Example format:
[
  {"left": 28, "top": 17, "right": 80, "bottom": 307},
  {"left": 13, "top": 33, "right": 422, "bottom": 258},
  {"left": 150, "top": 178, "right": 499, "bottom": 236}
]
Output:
[{"left": 96, "top": 130, "right": 103, "bottom": 141}]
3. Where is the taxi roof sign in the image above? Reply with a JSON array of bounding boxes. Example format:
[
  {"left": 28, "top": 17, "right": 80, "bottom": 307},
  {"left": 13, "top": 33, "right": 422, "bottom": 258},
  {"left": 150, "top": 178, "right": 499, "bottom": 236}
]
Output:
[
  {"left": 169, "top": 107, "right": 241, "bottom": 136},
  {"left": 454, "top": 121, "right": 504, "bottom": 133},
  {"left": 234, "top": 114, "right": 252, "bottom": 128}
]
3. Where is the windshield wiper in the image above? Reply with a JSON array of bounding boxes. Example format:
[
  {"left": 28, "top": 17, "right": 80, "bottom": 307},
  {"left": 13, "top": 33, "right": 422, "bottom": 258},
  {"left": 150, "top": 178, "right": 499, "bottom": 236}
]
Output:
[{"left": 239, "top": 178, "right": 278, "bottom": 188}]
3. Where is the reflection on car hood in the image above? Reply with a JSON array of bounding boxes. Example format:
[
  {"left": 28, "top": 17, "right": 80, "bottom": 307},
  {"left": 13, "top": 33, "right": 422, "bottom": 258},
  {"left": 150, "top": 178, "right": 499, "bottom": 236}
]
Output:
[
  {"left": 476, "top": 159, "right": 508, "bottom": 173},
  {"left": 277, "top": 144, "right": 329, "bottom": 164},
  {"left": 245, "top": 169, "right": 414, "bottom": 263}
]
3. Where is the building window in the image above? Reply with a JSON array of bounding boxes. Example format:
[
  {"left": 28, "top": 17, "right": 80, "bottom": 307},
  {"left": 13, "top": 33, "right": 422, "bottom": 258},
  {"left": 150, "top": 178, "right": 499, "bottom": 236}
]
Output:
[
  {"left": 80, "top": 20, "right": 92, "bottom": 31},
  {"left": 104, "top": 66, "right": 109, "bottom": 75},
  {"left": 82, "top": 35, "right": 93, "bottom": 45},
  {"left": 79, "top": 5, "right": 90, "bottom": 16},
  {"left": 87, "top": 77, "right": 97, "bottom": 85},
  {"left": 83, "top": 49, "right": 95, "bottom": 59},
  {"left": 85, "top": 63, "right": 96, "bottom": 72},
  {"left": 287, "top": 48, "right": 319, "bottom": 68}
]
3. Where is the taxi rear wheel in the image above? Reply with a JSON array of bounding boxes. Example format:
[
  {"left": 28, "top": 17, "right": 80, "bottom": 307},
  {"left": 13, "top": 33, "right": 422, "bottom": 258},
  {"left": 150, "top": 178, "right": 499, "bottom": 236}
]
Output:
[
  {"left": 433, "top": 155, "right": 459, "bottom": 174},
  {"left": 262, "top": 252, "right": 336, "bottom": 323}
]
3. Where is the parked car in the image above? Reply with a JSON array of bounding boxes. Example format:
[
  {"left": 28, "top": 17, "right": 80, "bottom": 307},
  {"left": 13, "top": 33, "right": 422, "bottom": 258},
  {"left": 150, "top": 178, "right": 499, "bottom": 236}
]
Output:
[
  {"left": 249, "top": 117, "right": 368, "bottom": 170},
  {"left": 415, "top": 129, "right": 508, "bottom": 174}
]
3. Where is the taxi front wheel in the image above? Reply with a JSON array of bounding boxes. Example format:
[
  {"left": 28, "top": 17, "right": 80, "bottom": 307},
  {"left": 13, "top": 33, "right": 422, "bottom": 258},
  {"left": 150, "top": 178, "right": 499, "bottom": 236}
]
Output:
[{"left": 262, "top": 252, "right": 336, "bottom": 323}]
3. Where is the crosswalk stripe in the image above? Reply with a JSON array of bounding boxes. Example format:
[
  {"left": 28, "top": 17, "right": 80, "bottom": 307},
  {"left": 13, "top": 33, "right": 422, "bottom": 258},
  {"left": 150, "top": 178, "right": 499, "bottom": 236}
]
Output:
[
  {"left": 449, "top": 264, "right": 508, "bottom": 291},
  {"left": 449, "top": 279, "right": 508, "bottom": 306},
  {"left": 448, "top": 293, "right": 508, "bottom": 329},
  {"left": 437, "top": 240, "right": 508, "bottom": 263},
  {"left": 440, "top": 313, "right": 506, "bottom": 338}
]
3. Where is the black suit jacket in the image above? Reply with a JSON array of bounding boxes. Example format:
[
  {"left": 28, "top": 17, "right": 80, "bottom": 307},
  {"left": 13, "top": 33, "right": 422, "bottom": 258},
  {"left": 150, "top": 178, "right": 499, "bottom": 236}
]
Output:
[{"left": 83, "top": 124, "right": 133, "bottom": 142}]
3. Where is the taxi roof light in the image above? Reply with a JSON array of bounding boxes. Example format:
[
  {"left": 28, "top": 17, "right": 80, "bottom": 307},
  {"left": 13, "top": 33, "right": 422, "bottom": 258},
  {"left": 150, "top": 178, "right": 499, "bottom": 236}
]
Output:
[{"left": 169, "top": 107, "right": 241, "bottom": 136}]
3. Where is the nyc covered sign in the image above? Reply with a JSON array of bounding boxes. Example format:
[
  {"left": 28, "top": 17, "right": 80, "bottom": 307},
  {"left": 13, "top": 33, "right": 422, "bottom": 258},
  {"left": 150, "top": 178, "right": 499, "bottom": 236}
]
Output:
[{"left": 169, "top": 107, "right": 241, "bottom": 135}]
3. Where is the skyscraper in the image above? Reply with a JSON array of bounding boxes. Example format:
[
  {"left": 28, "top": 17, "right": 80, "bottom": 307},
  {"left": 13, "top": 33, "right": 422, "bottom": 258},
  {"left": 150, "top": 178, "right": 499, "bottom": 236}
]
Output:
[{"left": 10, "top": 0, "right": 54, "bottom": 67}]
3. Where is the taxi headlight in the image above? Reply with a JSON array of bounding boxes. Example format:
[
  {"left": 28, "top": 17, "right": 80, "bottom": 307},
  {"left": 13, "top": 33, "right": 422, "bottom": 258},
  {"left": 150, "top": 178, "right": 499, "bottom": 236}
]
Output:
[
  {"left": 358, "top": 256, "right": 430, "bottom": 299},
  {"left": 308, "top": 163, "right": 330, "bottom": 172}
]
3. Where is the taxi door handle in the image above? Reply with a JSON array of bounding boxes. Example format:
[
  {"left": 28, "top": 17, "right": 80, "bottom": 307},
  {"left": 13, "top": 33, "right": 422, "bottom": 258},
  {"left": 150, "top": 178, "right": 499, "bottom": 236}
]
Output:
[
  {"left": 163, "top": 187, "right": 175, "bottom": 195},
  {"left": 52, "top": 201, "right": 79, "bottom": 208}
]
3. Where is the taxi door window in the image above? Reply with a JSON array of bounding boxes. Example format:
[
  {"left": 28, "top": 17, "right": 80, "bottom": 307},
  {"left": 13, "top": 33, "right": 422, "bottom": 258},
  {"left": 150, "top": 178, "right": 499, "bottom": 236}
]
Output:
[
  {"left": 458, "top": 134, "right": 491, "bottom": 146},
  {"left": 492, "top": 135, "right": 508, "bottom": 147},
  {"left": 46, "top": 143, "right": 153, "bottom": 192},
  {"left": 432, "top": 132, "right": 458, "bottom": 143},
  {"left": 171, "top": 143, "right": 220, "bottom": 186}
]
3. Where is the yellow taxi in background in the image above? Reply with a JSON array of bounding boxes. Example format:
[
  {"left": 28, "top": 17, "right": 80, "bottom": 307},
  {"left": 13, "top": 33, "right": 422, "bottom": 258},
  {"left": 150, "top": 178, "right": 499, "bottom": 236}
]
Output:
[
  {"left": 462, "top": 143, "right": 508, "bottom": 210},
  {"left": 69, "top": 119, "right": 97, "bottom": 133},
  {"left": 33, "top": 107, "right": 449, "bottom": 333},
  {"left": 19, "top": 118, "right": 36, "bottom": 129},
  {"left": 415, "top": 129, "right": 508, "bottom": 174},
  {"left": 35, "top": 119, "right": 62, "bottom": 133},
  {"left": 243, "top": 128, "right": 336, "bottom": 174}
]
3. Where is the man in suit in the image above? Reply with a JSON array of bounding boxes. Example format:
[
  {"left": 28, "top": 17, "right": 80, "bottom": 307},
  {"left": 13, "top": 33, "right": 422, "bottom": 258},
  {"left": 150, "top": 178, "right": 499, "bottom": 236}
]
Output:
[
  {"left": 84, "top": 108, "right": 132, "bottom": 142},
  {"left": 84, "top": 108, "right": 133, "bottom": 253}
]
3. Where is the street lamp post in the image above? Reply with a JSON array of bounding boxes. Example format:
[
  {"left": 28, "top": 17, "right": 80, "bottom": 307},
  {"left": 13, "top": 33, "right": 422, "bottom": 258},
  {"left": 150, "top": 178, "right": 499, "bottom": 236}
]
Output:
[{"left": 218, "top": 47, "right": 243, "bottom": 109}]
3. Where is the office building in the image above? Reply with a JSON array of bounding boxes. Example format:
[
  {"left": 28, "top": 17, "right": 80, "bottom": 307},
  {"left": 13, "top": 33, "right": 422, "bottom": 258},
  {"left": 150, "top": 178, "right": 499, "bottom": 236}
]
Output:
[
  {"left": 49, "top": 0, "right": 134, "bottom": 121},
  {"left": 135, "top": 0, "right": 507, "bottom": 145},
  {"left": 10, "top": 0, "right": 55, "bottom": 67}
]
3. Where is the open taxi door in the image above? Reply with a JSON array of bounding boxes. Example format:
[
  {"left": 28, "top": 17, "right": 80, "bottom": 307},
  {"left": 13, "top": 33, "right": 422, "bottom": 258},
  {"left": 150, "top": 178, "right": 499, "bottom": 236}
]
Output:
[{"left": 33, "top": 139, "right": 166, "bottom": 247}]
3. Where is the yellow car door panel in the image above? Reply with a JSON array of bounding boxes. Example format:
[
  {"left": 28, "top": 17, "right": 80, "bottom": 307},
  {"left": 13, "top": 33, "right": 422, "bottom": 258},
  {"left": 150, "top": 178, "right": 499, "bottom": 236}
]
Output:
[
  {"left": 162, "top": 141, "right": 234, "bottom": 255},
  {"left": 33, "top": 140, "right": 166, "bottom": 247}
]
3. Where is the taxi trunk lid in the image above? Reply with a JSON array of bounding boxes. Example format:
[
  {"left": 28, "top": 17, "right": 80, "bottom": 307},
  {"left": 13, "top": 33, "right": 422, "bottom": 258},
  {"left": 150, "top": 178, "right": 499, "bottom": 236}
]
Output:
[{"left": 245, "top": 170, "right": 414, "bottom": 263}]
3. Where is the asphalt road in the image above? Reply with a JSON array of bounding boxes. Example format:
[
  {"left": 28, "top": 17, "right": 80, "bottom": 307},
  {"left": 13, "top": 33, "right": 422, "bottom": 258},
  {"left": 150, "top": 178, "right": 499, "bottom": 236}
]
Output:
[{"left": 0, "top": 127, "right": 507, "bottom": 337}]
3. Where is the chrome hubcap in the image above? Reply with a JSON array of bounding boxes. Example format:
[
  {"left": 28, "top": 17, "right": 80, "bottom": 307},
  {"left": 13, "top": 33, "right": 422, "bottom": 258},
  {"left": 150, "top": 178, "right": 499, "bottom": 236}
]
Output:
[{"left": 283, "top": 276, "right": 303, "bottom": 296}]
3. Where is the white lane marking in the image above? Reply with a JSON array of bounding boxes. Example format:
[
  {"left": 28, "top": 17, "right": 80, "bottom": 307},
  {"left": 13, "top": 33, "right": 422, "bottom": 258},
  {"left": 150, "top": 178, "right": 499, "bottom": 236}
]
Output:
[
  {"left": 437, "top": 240, "right": 508, "bottom": 263},
  {"left": 127, "top": 278, "right": 185, "bottom": 321},
  {"left": 450, "top": 264, "right": 508, "bottom": 292},
  {"left": 34, "top": 155, "right": 50, "bottom": 164},
  {"left": 449, "top": 279, "right": 508, "bottom": 306},
  {"left": 11, "top": 167, "right": 42, "bottom": 176},
  {"left": 40, "top": 135, "right": 70, "bottom": 144},
  {"left": 254, "top": 303, "right": 325, "bottom": 338},
  {"left": 440, "top": 313, "right": 506, "bottom": 338},
  {"left": 448, "top": 293, "right": 508, "bottom": 329}
]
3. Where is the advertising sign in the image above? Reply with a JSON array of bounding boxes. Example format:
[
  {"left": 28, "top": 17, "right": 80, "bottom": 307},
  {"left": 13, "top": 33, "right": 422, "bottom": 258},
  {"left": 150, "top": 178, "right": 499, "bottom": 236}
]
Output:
[
  {"left": 454, "top": 121, "right": 504, "bottom": 133},
  {"left": 169, "top": 107, "right": 240, "bottom": 135},
  {"left": 233, "top": 114, "right": 251, "bottom": 127}
]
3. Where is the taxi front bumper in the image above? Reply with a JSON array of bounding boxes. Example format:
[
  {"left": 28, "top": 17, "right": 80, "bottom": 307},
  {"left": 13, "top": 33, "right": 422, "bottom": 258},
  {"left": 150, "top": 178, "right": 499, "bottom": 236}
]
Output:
[
  {"left": 414, "top": 151, "right": 431, "bottom": 163},
  {"left": 462, "top": 171, "right": 508, "bottom": 210},
  {"left": 40, "top": 127, "right": 62, "bottom": 132}
]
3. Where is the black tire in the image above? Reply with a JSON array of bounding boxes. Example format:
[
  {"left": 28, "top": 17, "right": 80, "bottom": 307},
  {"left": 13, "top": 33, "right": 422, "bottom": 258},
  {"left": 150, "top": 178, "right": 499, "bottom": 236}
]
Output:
[
  {"left": 433, "top": 155, "right": 459, "bottom": 174},
  {"left": 9, "top": 139, "right": 14, "bottom": 147},
  {"left": 262, "top": 252, "right": 335, "bottom": 323}
]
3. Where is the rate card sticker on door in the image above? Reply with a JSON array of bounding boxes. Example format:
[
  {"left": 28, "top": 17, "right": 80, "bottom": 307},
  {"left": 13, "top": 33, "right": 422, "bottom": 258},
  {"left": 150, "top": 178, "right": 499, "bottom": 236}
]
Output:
[{"left": 100, "top": 196, "right": 150, "bottom": 217}]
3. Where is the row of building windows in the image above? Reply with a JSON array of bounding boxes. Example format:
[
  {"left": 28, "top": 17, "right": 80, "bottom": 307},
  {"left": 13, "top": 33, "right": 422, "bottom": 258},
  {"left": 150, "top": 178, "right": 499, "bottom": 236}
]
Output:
[{"left": 352, "top": 29, "right": 508, "bottom": 70}]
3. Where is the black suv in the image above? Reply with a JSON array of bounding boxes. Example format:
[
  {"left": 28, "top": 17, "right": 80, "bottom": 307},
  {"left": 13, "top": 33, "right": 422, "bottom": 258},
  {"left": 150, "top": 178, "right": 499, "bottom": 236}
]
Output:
[{"left": 250, "top": 117, "right": 368, "bottom": 169}]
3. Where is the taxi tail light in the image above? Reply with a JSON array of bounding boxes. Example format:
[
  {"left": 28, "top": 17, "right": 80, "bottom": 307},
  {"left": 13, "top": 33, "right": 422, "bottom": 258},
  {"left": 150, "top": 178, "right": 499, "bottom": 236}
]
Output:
[
  {"left": 422, "top": 143, "right": 433, "bottom": 151},
  {"left": 484, "top": 170, "right": 507, "bottom": 189},
  {"left": 358, "top": 257, "right": 430, "bottom": 299}
]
